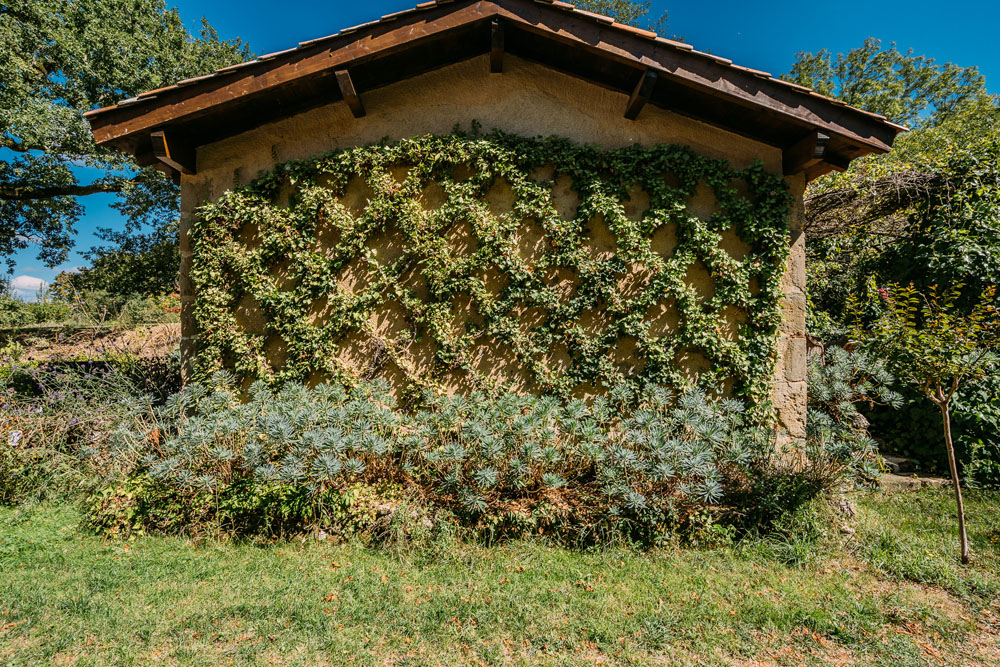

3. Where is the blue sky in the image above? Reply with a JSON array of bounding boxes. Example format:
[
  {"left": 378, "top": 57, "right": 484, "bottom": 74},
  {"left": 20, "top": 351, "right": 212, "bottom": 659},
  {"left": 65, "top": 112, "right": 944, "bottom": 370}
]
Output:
[{"left": 9, "top": 0, "right": 999, "bottom": 297}]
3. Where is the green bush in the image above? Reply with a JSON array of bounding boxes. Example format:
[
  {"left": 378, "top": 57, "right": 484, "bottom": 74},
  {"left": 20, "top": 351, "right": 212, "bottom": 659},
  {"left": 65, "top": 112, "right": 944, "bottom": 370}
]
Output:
[
  {"left": 0, "top": 296, "right": 73, "bottom": 328},
  {"left": 117, "top": 295, "right": 179, "bottom": 328},
  {"left": 806, "top": 346, "right": 901, "bottom": 485},
  {"left": 5, "top": 360, "right": 878, "bottom": 544},
  {"left": 0, "top": 296, "right": 34, "bottom": 328},
  {"left": 83, "top": 374, "right": 867, "bottom": 543},
  {"left": 26, "top": 301, "right": 72, "bottom": 324}
]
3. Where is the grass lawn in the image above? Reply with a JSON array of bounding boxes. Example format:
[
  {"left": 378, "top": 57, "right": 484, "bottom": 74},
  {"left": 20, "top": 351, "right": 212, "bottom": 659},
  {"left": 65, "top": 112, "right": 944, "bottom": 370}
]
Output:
[{"left": 1, "top": 488, "right": 998, "bottom": 665}]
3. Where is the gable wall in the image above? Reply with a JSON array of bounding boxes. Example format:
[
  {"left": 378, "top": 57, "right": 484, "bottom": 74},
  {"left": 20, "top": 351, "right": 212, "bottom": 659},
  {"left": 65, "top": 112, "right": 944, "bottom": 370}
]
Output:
[{"left": 179, "top": 55, "right": 806, "bottom": 437}]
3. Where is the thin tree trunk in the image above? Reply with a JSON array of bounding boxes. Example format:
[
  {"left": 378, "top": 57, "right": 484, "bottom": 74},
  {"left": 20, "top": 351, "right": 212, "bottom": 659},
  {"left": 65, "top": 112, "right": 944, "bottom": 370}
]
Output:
[{"left": 939, "top": 402, "right": 970, "bottom": 564}]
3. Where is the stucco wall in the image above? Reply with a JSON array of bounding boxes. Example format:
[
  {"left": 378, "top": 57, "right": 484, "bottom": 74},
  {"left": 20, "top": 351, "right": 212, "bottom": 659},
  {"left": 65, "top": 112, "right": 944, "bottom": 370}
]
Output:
[{"left": 179, "top": 54, "right": 806, "bottom": 438}]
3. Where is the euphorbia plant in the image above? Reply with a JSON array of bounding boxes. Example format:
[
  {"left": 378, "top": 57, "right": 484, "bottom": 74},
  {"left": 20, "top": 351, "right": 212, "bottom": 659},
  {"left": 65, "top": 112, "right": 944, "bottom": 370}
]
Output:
[{"left": 849, "top": 283, "right": 999, "bottom": 564}]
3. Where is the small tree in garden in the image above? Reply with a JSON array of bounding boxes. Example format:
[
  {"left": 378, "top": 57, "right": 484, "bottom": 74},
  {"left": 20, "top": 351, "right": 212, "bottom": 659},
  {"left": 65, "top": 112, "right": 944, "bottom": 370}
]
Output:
[{"left": 849, "top": 283, "right": 1000, "bottom": 564}]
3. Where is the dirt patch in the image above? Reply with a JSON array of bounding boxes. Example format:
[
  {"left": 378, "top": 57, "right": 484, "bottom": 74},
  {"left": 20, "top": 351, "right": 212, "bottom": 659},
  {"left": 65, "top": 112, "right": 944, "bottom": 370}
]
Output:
[{"left": 3, "top": 324, "right": 180, "bottom": 361}]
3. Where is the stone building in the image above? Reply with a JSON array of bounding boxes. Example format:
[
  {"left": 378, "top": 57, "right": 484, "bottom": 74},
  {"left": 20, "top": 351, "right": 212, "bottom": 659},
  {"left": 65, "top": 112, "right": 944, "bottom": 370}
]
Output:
[{"left": 85, "top": 0, "right": 903, "bottom": 437}]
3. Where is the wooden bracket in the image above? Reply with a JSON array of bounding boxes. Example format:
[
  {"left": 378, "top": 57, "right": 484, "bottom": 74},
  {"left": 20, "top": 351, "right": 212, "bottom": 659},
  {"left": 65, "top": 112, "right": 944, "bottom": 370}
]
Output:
[
  {"left": 335, "top": 69, "right": 366, "bottom": 118},
  {"left": 150, "top": 130, "right": 196, "bottom": 176},
  {"left": 490, "top": 19, "right": 504, "bottom": 73},
  {"left": 624, "top": 69, "right": 657, "bottom": 120},
  {"left": 783, "top": 131, "right": 830, "bottom": 175}
]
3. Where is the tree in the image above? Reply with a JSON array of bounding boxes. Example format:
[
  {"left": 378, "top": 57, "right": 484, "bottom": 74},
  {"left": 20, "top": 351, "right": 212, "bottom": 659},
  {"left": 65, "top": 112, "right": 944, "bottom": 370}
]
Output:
[
  {"left": 780, "top": 39, "right": 1000, "bottom": 344},
  {"left": 575, "top": 0, "right": 669, "bottom": 33},
  {"left": 850, "top": 284, "right": 1000, "bottom": 563},
  {"left": 784, "top": 38, "right": 992, "bottom": 131},
  {"left": 806, "top": 135, "right": 1000, "bottom": 337},
  {"left": 51, "top": 221, "right": 180, "bottom": 300},
  {"left": 0, "top": 0, "right": 251, "bottom": 270},
  {"left": 783, "top": 39, "right": 997, "bottom": 238}
]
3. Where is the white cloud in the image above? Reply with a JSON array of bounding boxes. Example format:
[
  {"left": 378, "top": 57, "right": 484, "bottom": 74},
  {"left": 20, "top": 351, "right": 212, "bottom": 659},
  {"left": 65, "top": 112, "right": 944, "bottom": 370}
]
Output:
[{"left": 9, "top": 275, "right": 49, "bottom": 301}]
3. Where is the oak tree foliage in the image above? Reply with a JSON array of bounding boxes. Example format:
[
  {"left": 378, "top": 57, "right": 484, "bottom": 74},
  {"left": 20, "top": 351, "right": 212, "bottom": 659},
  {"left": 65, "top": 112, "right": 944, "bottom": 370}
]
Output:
[
  {"left": 0, "top": 0, "right": 250, "bottom": 269},
  {"left": 575, "top": 0, "right": 669, "bottom": 33}
]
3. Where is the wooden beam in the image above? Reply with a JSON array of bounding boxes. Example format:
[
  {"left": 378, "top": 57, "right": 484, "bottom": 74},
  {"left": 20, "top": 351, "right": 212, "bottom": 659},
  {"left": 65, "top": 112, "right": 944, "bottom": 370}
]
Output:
[
  {"left": 150, "top": 130, "right": 196, "bottom": 175},
  {"left": 782, "top": 131, "right": 830, "bottom": 175},
  {"left": 335, "top": 69, "right": 365, "bottom": 118},
  {"left": 624, "top": 69, "right": 657, "bottom": 120},
  {"left": 490, "top": 18, "right": 504, "bottom": 73}
]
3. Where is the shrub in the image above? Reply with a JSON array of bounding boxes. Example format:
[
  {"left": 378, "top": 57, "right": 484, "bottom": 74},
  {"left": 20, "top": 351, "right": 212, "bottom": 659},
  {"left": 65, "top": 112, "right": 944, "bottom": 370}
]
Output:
[
  {"left": 90, "top": 375, "right": 789, "bottom": 544},
  {"left": 5, "top": 363, "right": 870, "bottom": 545},
  {"left": 0, "top": 295, "right": 73, "bottom": 328},
  {"left": 117, "top": 295, "right": 180, "bottom": 328},
  {"left": 26, "top": 301, "right": 72, "bottom": 324},
  {"left": 806, "top": 346, "right": 901, "bottom": 486},
  {"left": 0, "top": 357, "right": 176, "bottom": 505},
  {"left": 0, "top": 296, "right": 34, "bottom": 328}
]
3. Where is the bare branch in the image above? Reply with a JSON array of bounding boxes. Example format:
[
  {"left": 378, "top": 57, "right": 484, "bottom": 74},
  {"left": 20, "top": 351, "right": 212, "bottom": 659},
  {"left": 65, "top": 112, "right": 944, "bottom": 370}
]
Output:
[
  {"left": 804, "top": 170, "right": 950, "bottom": 239},
  {"left": 0, "top": 178, "right": 142, "bottom": 201}
]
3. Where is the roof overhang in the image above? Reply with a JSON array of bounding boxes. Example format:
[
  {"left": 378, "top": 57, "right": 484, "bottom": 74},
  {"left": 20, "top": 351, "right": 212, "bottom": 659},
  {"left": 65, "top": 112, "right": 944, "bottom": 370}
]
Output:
[{"left": 85, "top": 0, "right": 906, "bottom": 182}]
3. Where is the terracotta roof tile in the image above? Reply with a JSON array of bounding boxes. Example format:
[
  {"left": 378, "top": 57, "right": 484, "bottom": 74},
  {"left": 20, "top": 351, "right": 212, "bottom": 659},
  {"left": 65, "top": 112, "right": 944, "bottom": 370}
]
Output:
[
  {"left": 173, "top": 72, "right": 219, "bottom": 87},
  {"left": 690, "top": 50, "right": 732, "bottom": 65},
  {"left": 731, "top": 64, "right": 772, "bottom": 79},
  {"left": 136, "top": 85, "right": 175, "bottom": 99},
  {"left": 613, "top": 22, "right": 657, "bottom": 40},
  {"left": 257, "top": 46, "right": 300, "bottom": 61},
  {"left": 771, "top": 78, "right": 812, "bottom": 94},
  {"left": 215, "top": 60, "right": 257, "bottom": 74},
  {"left": 335, "top": 18, "right": 382, "bottom": 37},
  {"left": 381, "top": 7, "right": 419, "bottom": 21},
  {"left": 297, "top": 33, "right": 337, "bottom": 47},
  {"left": 654, "top": 36, "right": 693, "bottom": 51}
]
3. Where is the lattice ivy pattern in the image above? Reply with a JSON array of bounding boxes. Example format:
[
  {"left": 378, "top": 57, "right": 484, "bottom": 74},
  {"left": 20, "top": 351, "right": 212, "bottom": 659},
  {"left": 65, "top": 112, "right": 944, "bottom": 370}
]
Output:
[{"left": 191, "top": 131, "right": 792, "bottom": 407}]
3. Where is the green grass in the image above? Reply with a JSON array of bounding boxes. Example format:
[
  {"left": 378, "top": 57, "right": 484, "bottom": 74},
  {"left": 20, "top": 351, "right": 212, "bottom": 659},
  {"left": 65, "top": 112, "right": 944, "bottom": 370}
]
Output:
[{"left": 1, "top": 489, "right": 998, "bottom": 665}]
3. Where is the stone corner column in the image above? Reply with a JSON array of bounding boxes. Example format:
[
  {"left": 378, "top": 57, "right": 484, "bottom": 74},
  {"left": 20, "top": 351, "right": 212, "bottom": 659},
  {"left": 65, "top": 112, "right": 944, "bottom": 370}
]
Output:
[
  {"left": 178, "top": 172, "right": 210, "bottom": 385},
  {"left": 772, "top": 173, "right": 807, "bottom": 442}
]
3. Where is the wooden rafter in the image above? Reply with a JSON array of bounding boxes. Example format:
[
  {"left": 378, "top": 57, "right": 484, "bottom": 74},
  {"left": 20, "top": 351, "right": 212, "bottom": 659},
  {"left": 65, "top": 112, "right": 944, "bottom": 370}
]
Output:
[
  {"left": 624, "top": 69, "right": 657, "bottom": 120},
  {"left": 335, "top": 69, "right": 365, "bottom": 118},
  {"left": 150, "top": 130, "right": 195, "bottom": 175},
  {"left": 490, "top": 19, "right": 504, "bottom": 73},
  {"left": 783, "top": 131, "right": 829, "bottom": 175}
]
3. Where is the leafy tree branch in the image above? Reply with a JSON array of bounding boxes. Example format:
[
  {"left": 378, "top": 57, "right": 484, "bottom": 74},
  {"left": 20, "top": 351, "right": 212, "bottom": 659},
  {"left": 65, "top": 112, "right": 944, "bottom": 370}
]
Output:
[{"left": 0, "top": 0, "right": 252, "bottom": 270}]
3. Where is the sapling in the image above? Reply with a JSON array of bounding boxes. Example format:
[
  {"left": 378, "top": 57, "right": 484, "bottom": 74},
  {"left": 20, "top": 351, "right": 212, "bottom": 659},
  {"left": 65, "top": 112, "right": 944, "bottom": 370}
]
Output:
[{"left": 850, "top": 283, "right": 999, "bottom": 564}]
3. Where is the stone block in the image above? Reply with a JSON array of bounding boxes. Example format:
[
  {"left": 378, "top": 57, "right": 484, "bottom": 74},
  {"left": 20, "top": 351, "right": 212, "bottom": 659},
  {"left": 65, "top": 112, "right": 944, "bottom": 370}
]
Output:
[
  {"left": 772, "top": 379, "right": 807, "bottom": 440},
  {"left": 782, "top": 335, "right": 807, "bottom": 383}
]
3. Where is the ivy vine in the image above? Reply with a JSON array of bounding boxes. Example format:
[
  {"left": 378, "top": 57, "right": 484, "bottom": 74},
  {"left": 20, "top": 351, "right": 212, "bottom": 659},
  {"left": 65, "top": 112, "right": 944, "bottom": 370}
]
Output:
[{"left": 191, "top": 130, "right": 792, "bottom": 409}]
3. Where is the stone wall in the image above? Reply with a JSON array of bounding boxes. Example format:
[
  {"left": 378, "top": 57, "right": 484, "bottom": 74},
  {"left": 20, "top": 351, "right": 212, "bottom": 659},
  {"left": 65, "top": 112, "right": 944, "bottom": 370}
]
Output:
[{"left": 179, "top": 54, "right": 806, "bottom": 438}]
